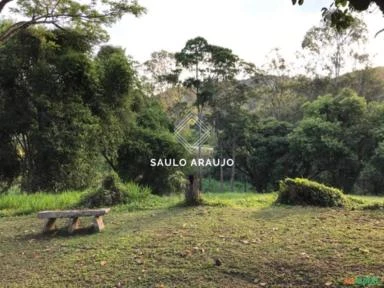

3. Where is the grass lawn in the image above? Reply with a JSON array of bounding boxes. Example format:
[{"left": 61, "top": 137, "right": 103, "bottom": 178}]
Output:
[{"left": 0, "top": 193, "right": 383, "bottom": 287}]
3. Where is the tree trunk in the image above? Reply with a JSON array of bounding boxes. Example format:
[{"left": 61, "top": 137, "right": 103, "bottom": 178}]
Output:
[
  {"left": 230, "top": 142, "right": 235, "bottom": 192},
  {"left": 219, "top": 141, "right": 224, "bottom": 192},
  {"left": 198, "top": 108, "right": 203, "bottom": 192},
  {"left": 185, "top": 174, "right": 201, "bottom": 206},
  {"left": 244, "top": 175, "right": 247, "bottom": 192}
]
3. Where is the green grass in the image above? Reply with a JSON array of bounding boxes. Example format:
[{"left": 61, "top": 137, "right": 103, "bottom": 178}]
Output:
[
  {"left": 202, "top": 179, "right": 254, "bottom": 193},
  {"left": 204, "top": 192, "right": 277, "bottom": 208},
  {"left": 0, "top": 191, "right": 83, "bottom": 217},
  {"left": 0, "top": 191, "right": 277, "bottom": 216},
  {"left": 1, "top": 190, "right": 384, "bottom": 217},
  {"left": 0, "top": 194, "right": 383, "bottom": 287}
]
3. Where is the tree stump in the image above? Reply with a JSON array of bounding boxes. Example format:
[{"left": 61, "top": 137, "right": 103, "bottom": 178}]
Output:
[{"left": 185, "top": 174, "right": 201, "bottom": 205}]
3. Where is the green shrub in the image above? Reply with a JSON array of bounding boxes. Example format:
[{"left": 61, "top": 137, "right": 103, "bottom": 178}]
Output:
[
  {"left": 276, "top": 178, "right": 348, "bottom": 207},
  {"left": 117, "top": 128, "right": 187, "bottom": 195},
  {"left": 80, "top": 174, "right": 151, "bottom": 208},
  {"left": 168, "top": 171, "right": 188, "bottom": 194}
]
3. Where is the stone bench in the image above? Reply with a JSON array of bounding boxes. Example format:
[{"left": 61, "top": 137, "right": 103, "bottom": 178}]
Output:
[{"left": 37, "top": 208, "right": 110, "bottom": 233}]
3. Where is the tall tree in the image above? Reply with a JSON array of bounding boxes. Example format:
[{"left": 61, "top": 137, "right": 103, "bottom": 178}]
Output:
[
  {"left": 143, "top": 50, "right": 178, "bottom": 94},
  {"left": 212, "top": 81, "right": 251, "bottom": 191},
  {"left": 301, "top": 17, "right": 368, "bottom": 79},
  {"left": 255, "top": 48, "right": 305, "bottom": 122},
  {"left": 175, "top": 37, "right": 240, "bottom": 193},
  {"left": 94, "top": 45, "right": 136, "bottom": 173}
]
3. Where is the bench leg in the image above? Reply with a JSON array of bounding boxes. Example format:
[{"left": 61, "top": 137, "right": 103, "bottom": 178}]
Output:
[
  {"left": 93, "top": 216, "right": 105, "bottom": 232},
  {"left": 43, "top": 218, "right": 57, "bottom": 233},
  {"left": 68, "top": 217, "right": 80, "bottom": 234}
]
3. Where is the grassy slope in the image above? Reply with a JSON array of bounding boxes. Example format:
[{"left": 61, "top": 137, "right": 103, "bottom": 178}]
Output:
[{"left": 0, "top": 193, "right": 383, "bottom": 288}]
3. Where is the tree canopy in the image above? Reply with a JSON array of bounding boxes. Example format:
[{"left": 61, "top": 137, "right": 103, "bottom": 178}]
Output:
[{"left": 0, "top": 0, "right": 145, "bottom": 44}]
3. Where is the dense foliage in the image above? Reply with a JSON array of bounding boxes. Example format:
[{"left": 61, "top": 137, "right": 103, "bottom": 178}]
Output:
[
  {"left": 215, "top": 86, "right": 384, "bottom": 194},
  {"left": 0, "top": 26, "right": 187, "bottom": 194},
  {"left": 0, "top": 29, "right": 102, "bottom": 192},
  {"left": 117, "top": 98, "right": 188, "bottom": 195}
]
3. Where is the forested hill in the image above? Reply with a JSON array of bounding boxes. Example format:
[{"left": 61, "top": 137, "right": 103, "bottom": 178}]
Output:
[{"left": 157, "top": 66, "right": 384, "bottom": 123}]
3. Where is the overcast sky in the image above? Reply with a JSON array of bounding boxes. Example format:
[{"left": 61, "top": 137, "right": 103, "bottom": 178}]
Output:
[{"left": 106, "top": 0, "right": 384, "bottom": 71}]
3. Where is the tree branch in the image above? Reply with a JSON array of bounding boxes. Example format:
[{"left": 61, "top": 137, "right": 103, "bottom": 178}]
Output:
[
  {"left": 375, "top": 27, "right": 384, "bottom": 37},
  {"left": 0, "top": 21, "right": 33, "bottom": 45},
  {"left": 0, "top": 0, "right": 13, "bottom": 13},
  {"left": 0, "top": 0, "right": 146, "bottom": 44},
  {"left": 0, "top": 11, "right": 113, "bottom": 45},
  {"left": 101, "top": 150, "right": 118, "bottom": 173}
]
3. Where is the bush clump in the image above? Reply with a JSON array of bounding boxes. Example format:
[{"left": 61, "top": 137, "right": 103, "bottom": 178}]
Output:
[
  {"left": 81, "top": 174, "right": 151, "bottom": 208},
  {"left": 276, "top": 178, "right": 348, "bottom": 207}
]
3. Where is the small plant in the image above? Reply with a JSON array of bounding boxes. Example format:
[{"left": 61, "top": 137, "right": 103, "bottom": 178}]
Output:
[
  {"left": 168, "top": 171, "right": 188, "bottom": 194},
  {"left": 81, "top": 173, "right": 151, "bottom": 208},
  {"left": 276, "top": 178, "right": 349, "bottom": 207}
]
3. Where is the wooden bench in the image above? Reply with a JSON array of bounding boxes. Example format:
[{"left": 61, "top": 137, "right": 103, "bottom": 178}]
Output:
[{"left": 37, "top": 208, "right": 110, "bottom": 233}]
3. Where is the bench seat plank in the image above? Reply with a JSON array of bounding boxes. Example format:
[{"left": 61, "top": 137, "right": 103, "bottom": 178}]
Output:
[{"left": 37, "top": 208, "right": 110, "bottom": 219}]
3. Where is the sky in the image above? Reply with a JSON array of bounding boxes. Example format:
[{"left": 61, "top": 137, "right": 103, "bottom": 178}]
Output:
[{"left": 106, "top": 0, "right": 384, "bottom": 71}]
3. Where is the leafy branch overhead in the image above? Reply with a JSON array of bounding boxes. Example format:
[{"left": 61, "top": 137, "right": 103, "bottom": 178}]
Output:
[
  {"left": 0, "top": 0, "right": 146, "bottom": 44},
  {"left": 292, "top": 0, "right": 384, "bottom": 11},
  {"left": 292, "top": 0, "right": 384, "bottom": 34}
]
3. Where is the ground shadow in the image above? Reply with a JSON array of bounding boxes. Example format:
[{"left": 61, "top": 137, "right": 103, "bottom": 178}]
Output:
[
  {"left": 22, "top": 225, "right": 99, "bottom": 241},
  {"left": 21, "top": 204, "right": 198, "bottom": 242}
]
